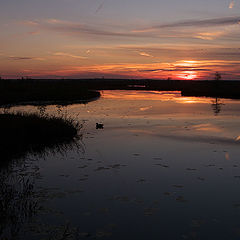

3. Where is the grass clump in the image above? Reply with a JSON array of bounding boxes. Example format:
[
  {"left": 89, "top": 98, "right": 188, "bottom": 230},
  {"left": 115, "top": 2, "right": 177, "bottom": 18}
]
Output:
[{"left": 0, "top": 112, "right": 81, "bottom": 164}]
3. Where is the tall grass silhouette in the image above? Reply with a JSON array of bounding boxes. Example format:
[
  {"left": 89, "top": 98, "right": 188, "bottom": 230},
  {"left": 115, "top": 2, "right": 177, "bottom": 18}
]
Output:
[{"left": 0, "top": 111, "right": 82, "bottom": 164}]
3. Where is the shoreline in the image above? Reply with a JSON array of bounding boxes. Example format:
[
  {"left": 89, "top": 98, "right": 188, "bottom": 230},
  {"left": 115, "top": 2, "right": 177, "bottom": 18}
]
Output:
[
  {"left": 0, "top": 112, "right": 81, "bottom": 166},
  {"left": 0, "top": 95, "right": 100, "bottom": 107},
  {"left": 1, "top": 79, "right": 240, "bottom": 101}
]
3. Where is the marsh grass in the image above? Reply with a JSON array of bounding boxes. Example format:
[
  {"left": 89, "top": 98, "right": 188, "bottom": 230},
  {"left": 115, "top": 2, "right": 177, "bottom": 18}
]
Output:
[
  {"left": 0, "top": 111, "right": 83, "bottom": 239},
  {"left": 0, "top": 170, "right": 38, "bottom": 240},
  {"left": 0, "top": 112, "right": 82, "bottom": 165}
]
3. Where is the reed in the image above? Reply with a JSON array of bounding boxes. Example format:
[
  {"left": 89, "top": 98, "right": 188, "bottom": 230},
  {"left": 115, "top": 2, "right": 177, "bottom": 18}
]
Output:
[{"left": 0, "top": 112, "right": 82, "bottom": 165}]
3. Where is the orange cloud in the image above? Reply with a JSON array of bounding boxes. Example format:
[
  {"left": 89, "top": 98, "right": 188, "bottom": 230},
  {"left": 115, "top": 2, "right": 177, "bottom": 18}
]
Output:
[
  {"left": 138, "top": 52, "right": 153, "bottom": 57},
  {"left": 196, "top": 31, "right": 224, "bottom": 40}
]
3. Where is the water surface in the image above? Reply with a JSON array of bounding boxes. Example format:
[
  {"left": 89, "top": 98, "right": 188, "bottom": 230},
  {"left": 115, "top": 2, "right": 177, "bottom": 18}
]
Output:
[{"left": 4, "top": 90, "right": 240, "bottom": 240}]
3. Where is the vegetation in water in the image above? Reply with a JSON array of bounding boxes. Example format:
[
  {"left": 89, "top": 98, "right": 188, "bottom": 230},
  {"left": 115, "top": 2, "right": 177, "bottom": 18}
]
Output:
[{"left": 0, "top": 111, "right": 82, "bottom": 165}]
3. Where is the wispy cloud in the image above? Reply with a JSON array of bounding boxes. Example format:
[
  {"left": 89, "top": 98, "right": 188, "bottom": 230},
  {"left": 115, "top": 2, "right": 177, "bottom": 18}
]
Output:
[
  {"left": 195, "top": 31, "right": 225, "bottom": 40},
  {"left": 137, "top": 16, "right": 240, "bottom": 31},
  {"left": 9, "top": 57, "right": 33, "bottom": 60},
  {"left": 53, "top": 52, "right": 87, "bottom": 59},
  {"left": 138, "top": 67, "right": 211, "bottom": 72},
  {"left": 8, "top": 56, "right": 45, "bottom": 61},
  {"left": 22, "top": 20, "right": 39, "bottom": 26},
  {"left": 118, "top": 45, "right": 240, "bottom": 61},
  {"left": 21, "top": 17, "right": 240, "bottom": 43},
  {"left": 37, "top": 19, "right": 139, "bottom": 38},
  {"left": 20, "top": 18, "right": 188, "bottom": 40},
  {"left": 138, "top": 51, "right": 153, "bottom": 57}
]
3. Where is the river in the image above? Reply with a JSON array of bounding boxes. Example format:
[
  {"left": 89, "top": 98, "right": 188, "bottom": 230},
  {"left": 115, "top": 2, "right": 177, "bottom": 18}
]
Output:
[{"left": 2, "top": 90, "right": 240, "bottom": 240}]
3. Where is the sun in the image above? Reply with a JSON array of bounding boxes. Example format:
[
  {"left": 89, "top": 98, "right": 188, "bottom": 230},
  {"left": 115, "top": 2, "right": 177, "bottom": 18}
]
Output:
[
  {"left": 174, "top": 60, "right": 199, "bottom": 80},
  {"left": 177, "top": 71, "right": 197, "bottom": 80}
]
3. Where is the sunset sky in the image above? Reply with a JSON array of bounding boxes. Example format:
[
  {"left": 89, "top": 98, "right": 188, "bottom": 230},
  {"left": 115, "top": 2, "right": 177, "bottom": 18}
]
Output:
[{"left": 1, "top": 0, "right": 240, "bottom": 80}]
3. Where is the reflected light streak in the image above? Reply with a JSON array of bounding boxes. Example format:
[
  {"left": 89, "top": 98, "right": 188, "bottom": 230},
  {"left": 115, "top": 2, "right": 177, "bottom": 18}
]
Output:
[
  {"left": 103, "top": 91, "right": 181, "bottom": 100},
  {"left": 225, "top": 152, "right": 230, "bottom": 161},
  {"left": 102, "top": 90, "right": 214, "bottom": 104},
  {"left": 191, "top": 123, "right": 222, "bottom": 132},
  {"left": 176, "top": 97, "right": 200, "bottom": 103},
  {"left": 235, "top": 136, "right": 240, "bottom": 141}
]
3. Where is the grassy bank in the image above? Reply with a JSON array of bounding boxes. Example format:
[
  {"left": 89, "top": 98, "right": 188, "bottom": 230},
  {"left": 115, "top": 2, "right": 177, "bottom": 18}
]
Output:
[
  {"left": 0, "top": 79, "right": 100, "bottom": 106},
  {"left": 0, "top": 112, "right": 81, "bottom": 164}
]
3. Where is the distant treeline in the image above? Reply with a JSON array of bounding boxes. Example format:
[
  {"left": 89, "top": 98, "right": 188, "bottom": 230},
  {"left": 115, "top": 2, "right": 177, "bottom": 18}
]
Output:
[
  {"left": 1, "top": 78, "right": 240, "bottom": 101},
  {"left": 0, "top": 79, "right": 100, "bottom": 106}
]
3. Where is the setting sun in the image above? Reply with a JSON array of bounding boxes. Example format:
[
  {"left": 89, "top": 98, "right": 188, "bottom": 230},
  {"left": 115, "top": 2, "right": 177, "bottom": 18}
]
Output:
[{"left": 177, "top": 71, "right": 198, "bottom": 80}]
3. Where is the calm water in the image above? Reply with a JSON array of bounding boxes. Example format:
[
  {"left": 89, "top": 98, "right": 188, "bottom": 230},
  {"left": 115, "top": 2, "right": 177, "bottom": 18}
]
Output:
[{"left": 3, "top": 90, "right": 240, "bottom": 239}]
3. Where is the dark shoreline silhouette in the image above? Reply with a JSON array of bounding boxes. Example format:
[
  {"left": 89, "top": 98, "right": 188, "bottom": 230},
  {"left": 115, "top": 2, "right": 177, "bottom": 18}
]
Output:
[
  {"left": 1, "top": 79, "right": 240, "bottom": 103},
  {"left": 0, "top": 79, "right": 100, "bottom": 106}
]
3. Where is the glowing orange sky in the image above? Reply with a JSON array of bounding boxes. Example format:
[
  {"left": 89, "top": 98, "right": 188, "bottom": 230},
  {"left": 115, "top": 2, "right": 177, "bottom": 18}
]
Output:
[{"left": 1, "top": 1, "right": 240, "bottom": 80}]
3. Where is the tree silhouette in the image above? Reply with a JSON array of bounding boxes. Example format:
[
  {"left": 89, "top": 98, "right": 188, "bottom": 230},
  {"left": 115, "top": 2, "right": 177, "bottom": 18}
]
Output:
[{"left": 214, "top": 72, "right": 221, "bottom": 81}]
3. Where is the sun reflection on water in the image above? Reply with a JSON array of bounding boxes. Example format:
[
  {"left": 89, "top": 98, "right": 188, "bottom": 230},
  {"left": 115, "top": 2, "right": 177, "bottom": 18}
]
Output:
[{"left": 102, "top": 90, "right": 212, "bottom": 104}]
